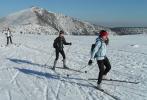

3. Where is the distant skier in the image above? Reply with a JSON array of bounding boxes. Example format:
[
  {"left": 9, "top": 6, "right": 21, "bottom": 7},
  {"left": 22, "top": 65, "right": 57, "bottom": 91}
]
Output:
[
  {"left": 88, "top": 30, "right": 111, "bottom": 88},
  {"left": 4, "top": 28, "right": 13, "bottom": 45},
  {"left": 52, "top": 30, "right": 72, "bottom": 70}
]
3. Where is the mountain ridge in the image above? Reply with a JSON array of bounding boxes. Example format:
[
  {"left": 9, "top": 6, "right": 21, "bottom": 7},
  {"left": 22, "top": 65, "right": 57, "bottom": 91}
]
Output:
[{"left": 0, "top": 7, "right": 113, "bottom": 35}]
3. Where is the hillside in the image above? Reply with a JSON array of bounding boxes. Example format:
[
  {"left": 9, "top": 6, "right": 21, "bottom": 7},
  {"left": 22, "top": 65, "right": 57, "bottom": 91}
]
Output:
[{"left": 0, "top": 7, "right": 112, "bottom": 35}]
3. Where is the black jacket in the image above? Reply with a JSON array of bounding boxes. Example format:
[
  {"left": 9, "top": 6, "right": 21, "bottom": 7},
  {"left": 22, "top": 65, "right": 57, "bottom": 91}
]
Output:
[{"left": 53, "top": 36, "right": 70, "bottom": 50}]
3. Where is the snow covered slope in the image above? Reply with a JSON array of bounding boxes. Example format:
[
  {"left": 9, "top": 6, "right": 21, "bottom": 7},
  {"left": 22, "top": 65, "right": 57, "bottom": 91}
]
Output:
[
  {"left": 0, "top": 33, "right": 147, "bottom": 100},
  {"left": 0, "top": 7, "right": 113, "bottom": 35}
]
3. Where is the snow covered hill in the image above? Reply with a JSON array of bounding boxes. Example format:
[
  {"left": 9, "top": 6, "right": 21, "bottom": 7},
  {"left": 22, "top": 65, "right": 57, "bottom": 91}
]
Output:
[
  {"left": 111, "top": 27, "right": 147, "bottom": 35},
  {"left": 0, "top": 7, "right": 113, "bottom": 35},
  {"left": 0, "top": 33, "right": 147, "bottom": 100}
]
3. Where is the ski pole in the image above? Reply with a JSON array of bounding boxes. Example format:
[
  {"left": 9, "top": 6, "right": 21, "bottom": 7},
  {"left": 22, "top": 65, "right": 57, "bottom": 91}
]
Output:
[
  {"left": 66, "top": 45, "right": 71, "bottom": 55},
  {"left": 44, "top": 50, "right": 55, "bottom": 66},
  {"left": 84, "top": 63, "right": 97, "bottom": 74},
  {"left": 67, "top": 63, "right": 96, "bottom": 77},
  {"left": 66, "top": 64, "right": 90, "bottom": 77}
]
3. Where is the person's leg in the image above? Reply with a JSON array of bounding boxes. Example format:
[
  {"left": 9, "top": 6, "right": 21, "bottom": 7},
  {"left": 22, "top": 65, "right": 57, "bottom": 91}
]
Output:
[
  {"left": 60, "top": 50, "right": 66, "bottom": 59},
  {"left": 60, "top": 50, "right": 68, "bottom": 68},
  {"left": 97, "top": 60, "right": 105, "bottom": 84},
  {"left": 10, "top": 37, "right": 13, "bottom": 44},
  {"left": 53, "top": 49, "right": 59, "bottom": 70},
  {"left": 103, "top": 56, "right": 111, "bottom": 75},
  {"left": 7, "top": 37, "right": 9, "bottom": 45}
]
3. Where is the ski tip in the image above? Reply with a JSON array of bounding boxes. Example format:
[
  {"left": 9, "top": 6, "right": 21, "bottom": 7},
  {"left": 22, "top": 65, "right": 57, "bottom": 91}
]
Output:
[
  {"left": 67, "top": 74, "right": 69, "bottom": 77},
  {"left": 93, "top": 86, "right": 104, "bottom": 91},
  {"left": 52, "top": 68, "right": 55, "bottom": 71},
  {"left": 131, "top": 81, "right": 140, "bottom": 84}
]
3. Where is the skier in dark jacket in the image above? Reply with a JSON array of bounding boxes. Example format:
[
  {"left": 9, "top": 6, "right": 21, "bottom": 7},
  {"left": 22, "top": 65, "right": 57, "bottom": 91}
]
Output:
[
  {"left": 88, "top": 30, "right": 111, "bottom": 88},
  {"left": 52, "top": 30, "right": 72, "bottom": 70}
]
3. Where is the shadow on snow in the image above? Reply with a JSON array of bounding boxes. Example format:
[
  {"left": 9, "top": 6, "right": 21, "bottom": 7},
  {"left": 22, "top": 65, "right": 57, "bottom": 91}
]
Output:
[
  {"left": 7, "top": 58, "right": 94, "bottom": 88},
  {"left": 14, "top": 67, "right": 94, "bottom": 88}
]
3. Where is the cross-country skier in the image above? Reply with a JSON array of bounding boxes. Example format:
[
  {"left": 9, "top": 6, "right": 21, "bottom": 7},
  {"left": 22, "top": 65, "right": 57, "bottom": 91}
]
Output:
[
  {"left": 52, "top": 30, "right": 72, "bottom": 70},
  {"left": 4, "top": 28, "right": 13, "bottom": 45},
  {"left": 88, "top": 30, "right": 111, "bottom": 88}
]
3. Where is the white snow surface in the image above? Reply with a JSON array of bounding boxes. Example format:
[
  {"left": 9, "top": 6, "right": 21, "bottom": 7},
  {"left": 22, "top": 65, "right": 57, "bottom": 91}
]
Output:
[{"left": 0, "top": 33, "right": 147, "bottom": 100}]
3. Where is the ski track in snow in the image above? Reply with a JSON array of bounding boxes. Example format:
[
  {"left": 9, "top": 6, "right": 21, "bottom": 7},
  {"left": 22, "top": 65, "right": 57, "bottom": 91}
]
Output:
[
  {"left": 0, "top": 34, "right": 147, "bottom": 100},
  {"left": 44, "top": 85, "right": 48, "bottom": 100},
  {"left": 7, "top": 65, "right": 28, "bottom": 100},
  {"left": 10, "top": 71, "right": 20, "bottom": 84},
  {"left": 7, "top": 90, "right": 12, "bottom": 100}
]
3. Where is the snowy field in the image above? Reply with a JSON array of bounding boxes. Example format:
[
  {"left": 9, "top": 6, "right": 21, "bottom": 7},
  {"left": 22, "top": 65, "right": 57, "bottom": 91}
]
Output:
[{"left": 0, "top": 33, "right": 147, "bottom": 100}]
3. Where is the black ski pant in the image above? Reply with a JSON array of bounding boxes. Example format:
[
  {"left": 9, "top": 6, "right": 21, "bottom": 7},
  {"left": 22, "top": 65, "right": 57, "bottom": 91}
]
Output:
[
  {"left": 97, "top": 56, "right": 111, "bottom": 84},
  {"left": 7, "top": 37, "right": 12, "bottom": 45},
  {"left": 55, "top": 49, "right": 66, "bottom": 60}
]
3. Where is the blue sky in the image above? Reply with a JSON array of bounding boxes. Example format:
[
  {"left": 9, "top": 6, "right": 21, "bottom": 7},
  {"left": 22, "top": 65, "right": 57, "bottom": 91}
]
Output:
[{"left": 0, "top": 0, "right": 147, "bottom": 27}]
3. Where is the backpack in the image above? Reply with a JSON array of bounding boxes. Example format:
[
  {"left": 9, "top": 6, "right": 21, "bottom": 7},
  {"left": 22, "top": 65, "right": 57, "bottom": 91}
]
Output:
[
  {"left": 90, "top": 39, "right": 102, "bottom": 56},
  {"left": 53, "top": 40, "right": 57, "bottom": 48},
  {"left": 91, "top": 44, "right": 96, "bottom": 53}
]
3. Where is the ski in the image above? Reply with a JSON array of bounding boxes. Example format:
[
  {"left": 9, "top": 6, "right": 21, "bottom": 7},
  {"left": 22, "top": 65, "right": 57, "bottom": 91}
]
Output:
[
  {"left": 87, "top": 81, "right": 120, "bottom": 100},
  {"left": 56, "top": 67, "right": 84, "bottom": 73},
  {"left": 46, "top": 65, "right": 84, "bottom": 73},
  {"left": 0, "top": 43, "right": 21, "bottom": 47},
  {"left": 88, "top": 78, "right": 139, "bottom": 84},
  {"left": 50, "top": 67, "right": 69, "bottom": 77},
  {"left": 13, "top": 43, "right": 21, "bottom": 47},
  {"left": 0, "top": 45, "right": 6, "bottom": 47}
]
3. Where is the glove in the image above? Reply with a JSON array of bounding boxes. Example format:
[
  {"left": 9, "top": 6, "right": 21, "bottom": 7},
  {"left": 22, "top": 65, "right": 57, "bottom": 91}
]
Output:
[
  {"left": 88, "top": 60, "right": 93, "bottom": 66},
  {"left": 69, "top": 42, "right": 72, "bottom": 45}
]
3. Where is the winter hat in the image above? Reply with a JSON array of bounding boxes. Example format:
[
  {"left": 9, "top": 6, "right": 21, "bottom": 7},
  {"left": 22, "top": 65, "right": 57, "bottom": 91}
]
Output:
[
  {"left": 99, "top": 30, "right": 108, "bottom": 37},
  {"left": 59, "top": 30, "right": 64, "bottom": 34}
]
